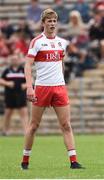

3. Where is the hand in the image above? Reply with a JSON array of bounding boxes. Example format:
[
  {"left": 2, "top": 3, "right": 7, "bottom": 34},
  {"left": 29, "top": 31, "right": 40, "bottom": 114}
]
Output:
[
  {"left": 26, "top": 87, "right": 35, "bottom": 102},
  {"left": 7, "top": 81, "right": 14, "bottom": 88},
  {"left": 21, "top": 83, "right": 26, "bottom": 90}
]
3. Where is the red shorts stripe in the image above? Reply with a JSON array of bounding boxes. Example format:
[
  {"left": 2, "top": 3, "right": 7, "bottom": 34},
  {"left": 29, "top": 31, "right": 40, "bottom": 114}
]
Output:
[{"left": 33, "top": 85, "right": 69, "bottom": 107}]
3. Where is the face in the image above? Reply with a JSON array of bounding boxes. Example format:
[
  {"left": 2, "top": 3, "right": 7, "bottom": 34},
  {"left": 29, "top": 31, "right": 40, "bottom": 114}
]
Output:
[
  {"left": 31, "top": 0, "right": 38, "bottom": 7},
  {"left": 78, "top": 0, "right": 84, "bottom": 3},
  {"left": 10, "top": 55, "right": 21, "bottom": 67},
  {"left": 55, "top": 0, "right": 63, "bottom": 6},
  {"left": 43, "top": 17, "right": 57, "bottom": 35},
  {"left": 71, "top": 16, "right": 78, "bottom": 24}
]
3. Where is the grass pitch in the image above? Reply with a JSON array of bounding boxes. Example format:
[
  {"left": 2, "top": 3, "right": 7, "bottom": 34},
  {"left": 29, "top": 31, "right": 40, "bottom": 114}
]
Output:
[{"left": 0, "top": 135, "right": 104, "bottom": 179}]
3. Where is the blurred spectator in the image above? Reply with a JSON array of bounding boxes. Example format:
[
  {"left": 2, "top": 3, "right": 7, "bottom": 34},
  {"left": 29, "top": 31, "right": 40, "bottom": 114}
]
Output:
[
  {"left": 0, "top": 31, "right": 10, "bottom": 57},
  {"left": 0, "top": 17, "right": 15, "bottom": 39},
  {"left": 89, "top": 10, "right": 104, "bottom": 40},
  {"left": 64, "top": 11, "right": 96, "bottom": 83},
  {"left": 64, "top": 47, "right": 88, "bottom": 83},
  {"left": 64, "top": 46, "right": 96, "bottom": 83},
  {"left": 15, "top": 19, "right": 33, "bottom": 39},
  {"left": 53, "top": 0, "right": 70, "bottom": 24},
  {"left": 26, "top": 0, "right": 43, "bottom": 31},
  {"left": 67, "top": 11, "right": 88, "bottom": 47},
  {"left": 14, "top": 28, "right": 30, "bottom": 56},
  {"left": 72, "top": 0, "right": 91, "bottom": 22},
  {"left": 0, "top": 54, "right": 28, "bottom": 136},
  {"left": 89, "top": 9, "right": 104, "bottom": 60},
  {"left": 94, "top": 0, "right": 104, "bottom": 10},
  {"left": 88, "top": 9, "right": 102, "bottom": 28}
]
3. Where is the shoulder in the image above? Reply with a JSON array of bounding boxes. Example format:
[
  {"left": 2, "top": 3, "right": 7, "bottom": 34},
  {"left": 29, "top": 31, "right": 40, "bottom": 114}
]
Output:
[
  {"left": 2, "top": 67, "right": 9, "bottom": 74},
  {"left": 56, "top": 36, "right": 69, "bottom": 46},
  {"left": 1, "top": 67, "right": 9, "bottom": 77},
  {"left": 56, "top": 36, "right": 68, "bottom": 42},
  {"left": 27, "top": 5, "right": 32, "bottom": 11},
  {"left": 29, "top": 34, "right": 44, "bottom": 48}
]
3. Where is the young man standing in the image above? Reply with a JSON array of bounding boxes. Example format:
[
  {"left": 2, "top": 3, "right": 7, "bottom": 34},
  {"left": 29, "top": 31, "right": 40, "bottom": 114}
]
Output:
[
  {"left": 0, "top": 54, "right": 28, "bottom": 135},
  {"left": 21, "top": 8, "right": 84, "bottom": 170}
]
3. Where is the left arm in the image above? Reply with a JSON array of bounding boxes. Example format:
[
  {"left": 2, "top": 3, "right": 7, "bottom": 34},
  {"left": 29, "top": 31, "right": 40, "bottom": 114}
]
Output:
[{"left": 62, "top": 61, "right": 65, "bottom": 74}]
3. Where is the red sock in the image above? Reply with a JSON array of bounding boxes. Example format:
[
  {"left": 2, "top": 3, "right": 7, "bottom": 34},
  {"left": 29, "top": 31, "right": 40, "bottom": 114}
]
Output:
[
  {"left": 22, "top": 149, "right": 31, "bottom": 164},
  {"left": 22, "top": 155, "right": 30, "bottom": 163},
  {"left": 69, "top": 155, "right": 77, "bottom": 163},
  {"left": 68, "top": 149, "right": 77, "bottom": 163}
]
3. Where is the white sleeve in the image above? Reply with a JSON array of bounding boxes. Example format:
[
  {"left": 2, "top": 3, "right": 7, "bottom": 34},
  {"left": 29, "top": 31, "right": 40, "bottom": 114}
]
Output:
[
  {"left": 27, "top": 39, "right": 39, "bottom": 58},
  {"left": 65, "top": 39, "right": 70, "bottom": 49},
  {"left": 62, "top": 39, "right": 70, "bottom": 50}
]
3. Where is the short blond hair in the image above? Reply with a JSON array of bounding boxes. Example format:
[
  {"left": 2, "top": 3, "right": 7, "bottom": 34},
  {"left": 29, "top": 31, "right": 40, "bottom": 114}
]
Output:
[{"left": 41, "top": 8, "right": 58, "bottom": 22}]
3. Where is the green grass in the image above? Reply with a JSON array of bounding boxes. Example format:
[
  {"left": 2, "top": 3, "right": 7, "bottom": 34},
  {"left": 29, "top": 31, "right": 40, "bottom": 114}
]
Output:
[{"left": 0, "top": 135, "right": 104, "bottom": 179}]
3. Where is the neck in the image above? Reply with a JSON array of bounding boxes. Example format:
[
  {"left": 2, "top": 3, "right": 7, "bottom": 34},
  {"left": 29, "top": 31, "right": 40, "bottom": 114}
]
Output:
[{"left": 44, "top": 31, "right": 56, "bottom": 39}]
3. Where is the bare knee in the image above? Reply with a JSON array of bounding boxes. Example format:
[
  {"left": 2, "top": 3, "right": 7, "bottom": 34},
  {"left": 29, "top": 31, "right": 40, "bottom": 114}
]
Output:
[
  {"left": 61, "top": 121, "right": 71, "bottom": 133},
  {"left": 29, "top": 122, "right": 39, "bottom": 135}
]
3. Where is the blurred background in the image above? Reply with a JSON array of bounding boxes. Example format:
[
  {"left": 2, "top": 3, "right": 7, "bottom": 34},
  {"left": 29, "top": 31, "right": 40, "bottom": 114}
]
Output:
[{"left": 0, "top": 0, "right": 104, "bottom": 135}]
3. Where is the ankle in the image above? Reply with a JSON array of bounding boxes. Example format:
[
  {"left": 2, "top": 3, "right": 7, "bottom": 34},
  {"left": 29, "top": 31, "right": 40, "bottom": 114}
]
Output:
[{"left": 22, "top": 149, "right": 31, "bottom": 163}]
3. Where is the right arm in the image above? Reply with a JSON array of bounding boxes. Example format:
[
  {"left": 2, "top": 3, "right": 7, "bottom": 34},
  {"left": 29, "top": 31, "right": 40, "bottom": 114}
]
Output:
[
  {"left": 25, "top": 35, "right": 39, "bottom": 101},
  {"left": 24, "top": 56, "right": 35, "bottom": 102},
  {"left": 0, "top": 78, "right": 14, "bottom": 88}
]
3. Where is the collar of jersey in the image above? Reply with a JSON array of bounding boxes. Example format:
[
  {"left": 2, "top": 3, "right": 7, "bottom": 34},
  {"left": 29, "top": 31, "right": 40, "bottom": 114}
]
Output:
[{"left": 42, "top": 32, "right": 56, "bottom": 39}]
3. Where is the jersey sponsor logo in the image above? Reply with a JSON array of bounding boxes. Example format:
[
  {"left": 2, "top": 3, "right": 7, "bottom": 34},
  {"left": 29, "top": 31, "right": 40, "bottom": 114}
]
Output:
[
  {"left": 35, "top": 50, "right": 64, "bottom": 61},
  {"left": 46, "top": 51, "right": 61, "bottom": 61},
  {"left": 41, "top": 43, "right": 48, "bottom": 46}
]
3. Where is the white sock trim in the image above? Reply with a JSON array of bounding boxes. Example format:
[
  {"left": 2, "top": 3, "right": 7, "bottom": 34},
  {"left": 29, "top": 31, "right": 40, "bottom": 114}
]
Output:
[
  {"left": 23, "top": 149, "right": 31, "bottom": 156},
  {"left": 68, "top": 150, "right": 76, "bottom": 156}
]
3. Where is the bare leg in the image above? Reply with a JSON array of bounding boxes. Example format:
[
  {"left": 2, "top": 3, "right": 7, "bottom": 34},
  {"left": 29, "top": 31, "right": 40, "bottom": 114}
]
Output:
[
  {"left": 24, "top": 105, "right": 45, "bottom": 150},
  {"left": 53, "top": 104, "right": 84, "bottom": 169},
  {"left": 2, "top": 108, "right": 14, "bottom": 135},
  {"left": 54, "top": 105, "right": 75, "bottom": 150},
  {"left": 21, "top": 105, "right": 45, "bottom": 169},
  {"left": 18, "top": 107, "right": 29, "bottom": 135}
]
